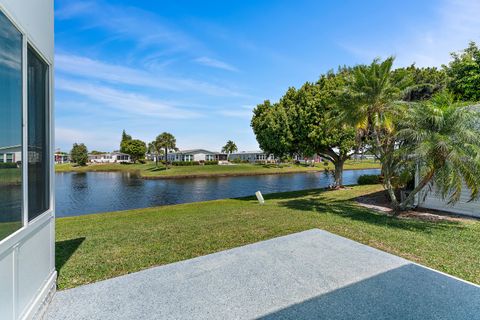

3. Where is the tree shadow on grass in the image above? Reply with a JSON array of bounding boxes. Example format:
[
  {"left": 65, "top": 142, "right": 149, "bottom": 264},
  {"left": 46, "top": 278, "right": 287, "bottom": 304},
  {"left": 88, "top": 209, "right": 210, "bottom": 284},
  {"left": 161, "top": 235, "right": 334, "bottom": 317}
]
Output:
[
  {"left": 56, "top": 237, "right": 85, "bottom": 272},
  {"left": 144, "top": 166, "right": 167, "bottom": 172},
  {"left": 278, "top": 195, "right": 464, "bottom": 232}
]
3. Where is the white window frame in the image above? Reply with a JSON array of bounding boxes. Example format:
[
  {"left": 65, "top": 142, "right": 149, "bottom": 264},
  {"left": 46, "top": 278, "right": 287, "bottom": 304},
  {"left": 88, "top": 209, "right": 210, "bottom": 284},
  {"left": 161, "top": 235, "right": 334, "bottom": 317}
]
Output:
[{"left": 0, "top": 5, "right": 54, "bottom": 245}]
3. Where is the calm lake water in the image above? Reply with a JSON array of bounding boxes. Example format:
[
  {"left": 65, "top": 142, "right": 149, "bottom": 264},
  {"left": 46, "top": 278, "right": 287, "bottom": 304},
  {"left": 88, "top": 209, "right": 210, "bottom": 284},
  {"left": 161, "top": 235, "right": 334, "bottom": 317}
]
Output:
[{"left": 55, "top": 169, "right": 380, "bottom": 217}]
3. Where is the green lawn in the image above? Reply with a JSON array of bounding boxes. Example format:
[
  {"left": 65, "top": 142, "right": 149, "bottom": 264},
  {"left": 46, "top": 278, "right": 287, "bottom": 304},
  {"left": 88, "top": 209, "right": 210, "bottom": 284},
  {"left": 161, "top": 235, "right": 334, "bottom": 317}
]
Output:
[
  {"left": 56, "top": 185, "right": 480, "bottom": 290},
  {"left": 0, "top": 168, "right": 21, "bottom": 185},
  {"left": 55, "top": 159, "right": 380, "bottom": 178}
]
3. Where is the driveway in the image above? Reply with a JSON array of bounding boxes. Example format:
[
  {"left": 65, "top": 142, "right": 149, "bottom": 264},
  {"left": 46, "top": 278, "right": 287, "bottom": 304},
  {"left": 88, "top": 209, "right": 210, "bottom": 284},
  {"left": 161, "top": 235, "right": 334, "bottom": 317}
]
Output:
[{"left": 45, "top": 229, "right": 480, "bottom": 319}]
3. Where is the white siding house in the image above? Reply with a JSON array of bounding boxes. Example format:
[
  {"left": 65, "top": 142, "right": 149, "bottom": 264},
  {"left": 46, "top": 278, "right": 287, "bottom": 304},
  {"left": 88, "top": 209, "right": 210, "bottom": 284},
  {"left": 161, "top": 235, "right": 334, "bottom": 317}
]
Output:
[
  {"left": 88, "top": 152, "right": 131, "bottom": 163},
  {"left": 417, "top": 183, "right": 480, "bottom": 218},
  {"left": 166, "top": 149, "right": 227, "bottom": 162},
  {"left": 0, "top": 1, "right": 55, "bottom": 319},
  {"left": 0, "top": 145, "right": 22, "bottom": 164},
  {"left": 229, "top": 151, "right": 275, "bottom": 163}
]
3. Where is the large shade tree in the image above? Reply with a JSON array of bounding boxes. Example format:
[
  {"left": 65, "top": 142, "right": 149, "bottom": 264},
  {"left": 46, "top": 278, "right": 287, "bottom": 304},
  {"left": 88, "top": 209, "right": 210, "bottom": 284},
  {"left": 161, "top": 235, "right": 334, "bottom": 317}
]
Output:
[
  {"left": 251, "top": 100, "right": 293, "bottom": 160},
  {"left": 297, "top": 70, "right": 357, "bottom": 187},
  {"left": 445, "top": 41, "right": 480, "bottom": 101}
]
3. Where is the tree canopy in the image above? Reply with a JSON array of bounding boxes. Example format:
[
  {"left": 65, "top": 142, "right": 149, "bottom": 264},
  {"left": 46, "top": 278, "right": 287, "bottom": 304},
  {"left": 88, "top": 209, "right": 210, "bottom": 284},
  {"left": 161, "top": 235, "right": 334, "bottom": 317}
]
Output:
[
  {"left": 122, "top": 139, "right": 146, "bottom": 163},
  {"left": 222, "top": 140, "right": 238, "bottom": 157},
  {"left": 445, "top": 41, "right": 480, "bottom": 101},
  {"left": 70, "top": 143, "right": 88, "bottom": 166}
]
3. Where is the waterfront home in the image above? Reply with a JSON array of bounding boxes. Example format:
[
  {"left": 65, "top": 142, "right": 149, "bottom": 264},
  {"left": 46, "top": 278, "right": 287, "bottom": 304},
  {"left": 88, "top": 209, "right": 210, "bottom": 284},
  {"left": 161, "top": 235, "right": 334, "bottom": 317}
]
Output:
[
  {"left": 165, "top": 149, "right": 227, "bottom": 162},
  {"left": 54, "top": 151, "right": 69, "bottom": 164},
  {"left": 229, "top": 150, "right": 276, "bottom": 163},
  {"left": 0, "top": 145, "right": 21, "bottom": 164},
  {"left": 89, "top": 152, "right": 131, "bottom": 163},
  {"left": 0, "top": 1, "right": 56, "bottom": 319}
]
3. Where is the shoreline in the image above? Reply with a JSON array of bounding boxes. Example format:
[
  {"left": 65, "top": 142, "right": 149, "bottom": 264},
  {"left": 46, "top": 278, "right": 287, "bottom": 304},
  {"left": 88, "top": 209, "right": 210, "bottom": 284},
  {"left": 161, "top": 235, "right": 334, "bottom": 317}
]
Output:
[{"left": 55, "top": 165, "right": 380, "bottom": 180}]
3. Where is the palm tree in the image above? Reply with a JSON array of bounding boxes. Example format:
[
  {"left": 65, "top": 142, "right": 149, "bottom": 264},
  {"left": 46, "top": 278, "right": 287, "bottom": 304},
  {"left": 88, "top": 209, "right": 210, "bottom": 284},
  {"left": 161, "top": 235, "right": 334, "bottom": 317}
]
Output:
[
  {"left": 148, "top": 141, "right": 163, "bottom": 167},
  {"left": 396, "top": 93, "right": 480, "bottom": 210},
  {"left": 342, "top": 57, "right": 405, "bottom": 208},
  {"left": 221, "top": 140, "right": 238, "bottom": 160},
  {"left": 156, "top": 132, "right": 178, "bottom": 168}
]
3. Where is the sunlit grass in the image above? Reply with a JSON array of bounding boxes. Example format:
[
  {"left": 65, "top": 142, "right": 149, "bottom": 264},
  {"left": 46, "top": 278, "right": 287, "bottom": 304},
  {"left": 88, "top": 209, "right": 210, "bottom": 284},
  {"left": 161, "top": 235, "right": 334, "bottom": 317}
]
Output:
[{"left": 56, "top": 184, "right": 479, "bottom": 290}]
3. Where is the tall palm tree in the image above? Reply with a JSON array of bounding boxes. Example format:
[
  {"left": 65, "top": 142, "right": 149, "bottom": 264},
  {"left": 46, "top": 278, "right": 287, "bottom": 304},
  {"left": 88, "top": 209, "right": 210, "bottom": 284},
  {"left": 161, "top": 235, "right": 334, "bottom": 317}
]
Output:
[
  {"left": 156, "top": 132, "right": 178, "bottom": 168},
  {"left": 221, "top": 140, "right": 238, "bottom": 160},
  {"left": 342, "top": 57, "right": 404, "bottom": 207},
  {"left": 396, "top": 93, "right": 480, "bottom": 210}
]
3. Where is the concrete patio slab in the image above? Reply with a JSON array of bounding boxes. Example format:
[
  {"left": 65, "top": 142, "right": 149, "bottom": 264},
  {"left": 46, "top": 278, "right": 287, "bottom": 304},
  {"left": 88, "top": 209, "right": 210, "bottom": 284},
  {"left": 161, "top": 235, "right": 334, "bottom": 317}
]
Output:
[{"left": 45, "top": 229, "right": 480, "bottom": 320}]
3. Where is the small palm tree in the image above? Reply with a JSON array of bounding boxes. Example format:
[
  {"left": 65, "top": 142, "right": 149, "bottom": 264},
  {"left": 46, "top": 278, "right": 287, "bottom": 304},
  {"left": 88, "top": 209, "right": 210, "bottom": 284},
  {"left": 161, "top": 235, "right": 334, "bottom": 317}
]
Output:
[
  {"left": 156, "top": 132, "right": 178, "bottom": 168},
  {"left": 396, "top": 93, "right": 480, "bottom": 209},
  {"left": 148, "top": 141, "right": 163, "bottom": 167},
  {"left": 222, "top": 140, "right": 238, "bottom": 160}
]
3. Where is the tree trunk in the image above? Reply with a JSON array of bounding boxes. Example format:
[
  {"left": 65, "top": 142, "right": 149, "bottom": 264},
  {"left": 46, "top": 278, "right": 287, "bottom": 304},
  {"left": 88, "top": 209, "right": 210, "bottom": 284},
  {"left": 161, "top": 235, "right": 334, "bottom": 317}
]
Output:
[
  {"left": 333, "top": 159, "right": 345, "bottom": 188},
  {"left": 396, "top": 170, "right": 435, "bottom": 213},
  {"left": 165, "top": 148, "right": 168, "bottom": 169}
]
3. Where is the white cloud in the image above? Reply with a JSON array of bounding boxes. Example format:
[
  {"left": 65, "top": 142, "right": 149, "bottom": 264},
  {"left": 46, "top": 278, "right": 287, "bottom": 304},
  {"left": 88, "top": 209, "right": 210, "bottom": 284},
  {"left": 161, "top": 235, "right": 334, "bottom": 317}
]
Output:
[
  {"left": 340, "top": 0, "right": 480, "bottom": 67},
  {"left": 56, "top": 54, "right": 243, "bottom": 97},
  {"left": 194, "top": 57, "right": 239, "bottom": 72},
  {"left": 56, "top": 78, "right": 201, "bottom": 119},
  {"left": 217, "top": 105, "right": 254, "bottom": 118}
]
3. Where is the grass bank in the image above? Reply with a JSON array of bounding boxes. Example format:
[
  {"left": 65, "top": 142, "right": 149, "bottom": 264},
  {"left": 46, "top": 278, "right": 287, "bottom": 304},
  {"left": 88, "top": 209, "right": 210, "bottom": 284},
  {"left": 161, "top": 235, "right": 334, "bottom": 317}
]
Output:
[
  {"left": 55, "top": 159, "right": 380, "bottom": 179},
  {"left": 56, "top": 185, "right": 480, "bottom": 290}
]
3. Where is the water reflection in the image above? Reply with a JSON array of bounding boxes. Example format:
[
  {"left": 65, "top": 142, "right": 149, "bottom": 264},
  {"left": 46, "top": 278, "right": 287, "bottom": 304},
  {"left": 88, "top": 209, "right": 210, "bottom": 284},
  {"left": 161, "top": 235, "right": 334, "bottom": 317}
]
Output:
[{"left": 55, "top": 169, "right": 381, "bottom": 217}]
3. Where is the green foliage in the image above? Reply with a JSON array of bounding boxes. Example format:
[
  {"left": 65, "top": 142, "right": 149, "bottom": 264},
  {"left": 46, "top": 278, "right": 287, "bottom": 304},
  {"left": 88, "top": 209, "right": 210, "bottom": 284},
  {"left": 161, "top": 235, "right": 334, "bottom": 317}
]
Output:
[
  {"left": 90, "top": 150, "right": 105, "bottom": 155},
  {"left": 396, "top": 91, "right": 480, "bottom": 204},
  {"left": 121, "top": 139, "right": 147, "bottom": 163},
  {"left": 445, "top": 41, "right": 480, "bottom": 101},
  {"left": 170, "top": 161, "right": 200, "bottom": 166},
  {"left": 155, "top": 132, "right": 178, "bottom": 168},
  {"left": 392, "top": 65, "right": 447, "bottom": 101},
  {"left": 70, "top": 143, "right": 88, "bottom": 166},
  {"left": 358, "top": 174, "right": 380, "bottom": 185},
  {"left": 0, "top": 162, "right": 18, "bottom": 169},
  {"left": 221, "top": 140, "right": 238, "bottom": 157},
  {"left": 120, "top": 130, "right": 132, "bottom": 153},
  {"left": 203, "top": 160, "right": 218, "bottom": 165},
  {"left": 251, "top": 100, "right": 293, "bottom": 159}
]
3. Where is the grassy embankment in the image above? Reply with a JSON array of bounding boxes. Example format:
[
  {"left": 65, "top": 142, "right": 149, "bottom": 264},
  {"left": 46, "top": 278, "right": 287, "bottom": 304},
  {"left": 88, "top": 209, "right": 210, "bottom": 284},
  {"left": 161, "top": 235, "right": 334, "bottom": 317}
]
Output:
[
  {"left": 55, "top": 159, "right": 380, "bottom": 179},
  {"left": 56, "top": 184, "right": 480, "bottom": 290}
]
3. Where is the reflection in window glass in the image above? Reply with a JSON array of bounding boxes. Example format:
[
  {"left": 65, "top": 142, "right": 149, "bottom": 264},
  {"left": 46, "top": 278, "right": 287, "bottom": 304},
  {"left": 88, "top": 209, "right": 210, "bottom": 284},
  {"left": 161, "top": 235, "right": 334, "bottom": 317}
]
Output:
[
  {"left": 0, "top": 11, "right": 23, "bottom": 240},
  {"left": 28, "top": 46, "right": 49, "bottom": 221}
]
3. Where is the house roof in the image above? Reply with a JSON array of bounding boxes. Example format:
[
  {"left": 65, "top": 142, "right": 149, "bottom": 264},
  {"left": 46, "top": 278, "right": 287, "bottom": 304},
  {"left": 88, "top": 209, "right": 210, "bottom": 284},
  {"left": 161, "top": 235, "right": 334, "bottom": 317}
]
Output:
[{"left": 169, "top": 149, "right": 222, "bottom": 155}]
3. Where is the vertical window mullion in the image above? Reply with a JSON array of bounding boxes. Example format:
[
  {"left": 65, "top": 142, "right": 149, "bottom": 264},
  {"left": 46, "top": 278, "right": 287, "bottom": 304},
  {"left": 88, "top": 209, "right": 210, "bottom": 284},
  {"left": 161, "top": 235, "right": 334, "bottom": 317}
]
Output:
[{"left": 22, "top": 34, "right": 28, "bottom": 227}]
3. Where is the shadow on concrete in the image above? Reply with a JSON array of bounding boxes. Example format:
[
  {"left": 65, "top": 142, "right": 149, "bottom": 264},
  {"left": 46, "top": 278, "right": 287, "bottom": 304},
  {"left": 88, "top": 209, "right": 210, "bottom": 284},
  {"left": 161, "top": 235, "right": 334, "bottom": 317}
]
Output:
[
  {"left": 56, "top": 237, "right": 85, "bottom": 272},
  {"left": 257, "top": 264, "right": 480, "bottom": 320}
]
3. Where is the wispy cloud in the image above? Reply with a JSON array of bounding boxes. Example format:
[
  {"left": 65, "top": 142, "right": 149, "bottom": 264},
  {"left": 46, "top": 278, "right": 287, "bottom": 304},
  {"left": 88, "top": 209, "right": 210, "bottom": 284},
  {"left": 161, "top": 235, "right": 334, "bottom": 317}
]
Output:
[
  {"left": 217, "top": 105, "right": 254, "bottom": 118},
  {"left": 194, "top": 56, "right": 239, "bottom": 72},
  {"left": 56, "top": 54, "right": 243, "bottom": 97},
  {"left": 56, "top": 78, "right": 201, "bottom": 119},
  {"left": 339, "top": 0, "right": 480, "bottom": 67}
]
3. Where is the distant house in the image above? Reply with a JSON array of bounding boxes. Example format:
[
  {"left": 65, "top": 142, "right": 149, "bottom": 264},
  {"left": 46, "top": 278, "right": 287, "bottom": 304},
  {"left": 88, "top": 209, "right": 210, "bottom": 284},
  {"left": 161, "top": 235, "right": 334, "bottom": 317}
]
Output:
[
  {"left": 0, "top": 145, "right": 21, "bottom": 164},
  {"left": 229, "top": 151, "right": 275, "bottom": 163},
  {"left": 165, "top": 149, "right": 227, "bottom": 162},
  {"left": 54, "top": 151, "right": 69, "bottom": 164},
  {"left": 89, "top": 152, "right": 131, "bottom": 163}
]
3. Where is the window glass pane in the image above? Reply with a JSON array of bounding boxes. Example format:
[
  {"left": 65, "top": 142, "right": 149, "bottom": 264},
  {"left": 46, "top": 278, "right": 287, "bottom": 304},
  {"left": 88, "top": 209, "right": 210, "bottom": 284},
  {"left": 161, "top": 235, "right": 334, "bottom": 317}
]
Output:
[
  {"left": 0, "top": 11, "right": 23, "bottom": 240},
  {"left": 28, "top": 46, "right": 49, "bottom": 221}
]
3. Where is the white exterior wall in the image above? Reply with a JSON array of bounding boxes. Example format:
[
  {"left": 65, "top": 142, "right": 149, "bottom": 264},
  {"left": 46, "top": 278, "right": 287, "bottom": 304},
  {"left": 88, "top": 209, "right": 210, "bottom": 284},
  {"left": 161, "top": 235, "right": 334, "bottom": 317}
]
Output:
[
  {"left": 0, "top": 1, "right": 55, "bottom": 320},
  {"left": 418, "top": 184, "right": 480, "bottom": 218},
  {"left": 193, "top": 153, "right": 207, "bottom": 161}
]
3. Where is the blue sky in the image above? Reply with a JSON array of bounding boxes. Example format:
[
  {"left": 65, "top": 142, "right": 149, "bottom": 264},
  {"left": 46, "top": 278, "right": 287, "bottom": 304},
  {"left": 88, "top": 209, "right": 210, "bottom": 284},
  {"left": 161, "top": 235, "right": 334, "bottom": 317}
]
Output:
[{"left": 55, "top": 0, "right": 480, "bottom": 152}]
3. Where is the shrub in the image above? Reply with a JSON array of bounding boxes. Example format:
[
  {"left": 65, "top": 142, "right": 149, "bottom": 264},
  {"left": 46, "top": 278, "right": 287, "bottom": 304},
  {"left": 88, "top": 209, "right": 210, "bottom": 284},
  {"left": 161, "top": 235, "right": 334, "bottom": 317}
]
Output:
[
  {"left": 231, "top": 158, "right": 250, "bottom": 164},
  {"left": 203, "top": 160, "right": 218, "bottom": 165},
  {"left": 0, "top": 162, "right": 18, "bottom": 169},
  {"left": 358, "top": 174, "right": 380, "bottom": 185},
  {"left": 170, "top": 161, "right": 200, "bottom": 166}
]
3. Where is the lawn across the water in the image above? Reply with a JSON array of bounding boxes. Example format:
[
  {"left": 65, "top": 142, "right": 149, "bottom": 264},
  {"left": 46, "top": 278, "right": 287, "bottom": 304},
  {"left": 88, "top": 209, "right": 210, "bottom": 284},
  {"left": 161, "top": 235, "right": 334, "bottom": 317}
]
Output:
[
  {"left": 55, "top": 159, "right": 380, "bottom": 178},
  {"left": 56, "top": 184, "right": 480, "bottom": 290}
]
